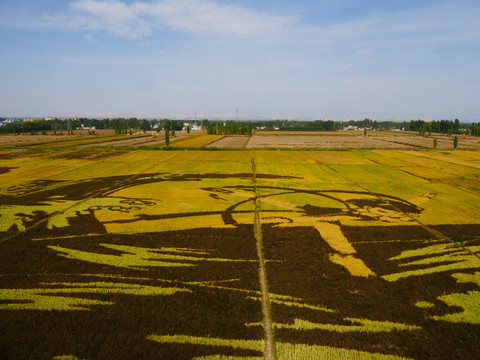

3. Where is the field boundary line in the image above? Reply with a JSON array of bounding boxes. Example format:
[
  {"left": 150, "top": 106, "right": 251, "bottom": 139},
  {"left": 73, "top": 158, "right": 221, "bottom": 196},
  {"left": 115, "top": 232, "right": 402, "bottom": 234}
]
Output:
[
  {"left": 251, "top": 151, "right": 277, "bottom": 360},
  {"left": 311, "top": 155, "right": 480, "bottom": 260},
  {"left": 360, "top": 152, "right": 480, "bottom": 198},
  {"left": 400, "top": 150, "right": 480, "bottom": 170},
  {"left": 373, "top": 137, "right": 427, "bottom": 149},
  {"left": 0, "top": 151, "right": 184, "bottom": 245},
  {"left": 244, "top": 135, "right": 252, "bottom": 149},
  {"left": 202, "top": 135, "right": 226, "bottom": 147}
]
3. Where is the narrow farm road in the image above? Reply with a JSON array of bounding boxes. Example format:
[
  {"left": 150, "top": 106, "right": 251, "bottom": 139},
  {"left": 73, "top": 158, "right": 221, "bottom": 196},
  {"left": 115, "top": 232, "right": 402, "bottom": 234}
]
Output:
[{"left": 251, "top": 152, "right": 277, "bottom": 360}]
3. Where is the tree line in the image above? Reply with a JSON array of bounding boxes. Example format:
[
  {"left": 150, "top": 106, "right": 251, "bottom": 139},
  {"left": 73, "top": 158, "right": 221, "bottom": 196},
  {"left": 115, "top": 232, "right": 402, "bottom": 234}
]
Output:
[
  {"left": 403, "top": 119, "right": 463, "bottom": 135},
  {"left": 0, "top": 118, "right": 185, "bottom": 135},
  {"left": 1, "top": 117, "right": 479, "bottom": 137}
]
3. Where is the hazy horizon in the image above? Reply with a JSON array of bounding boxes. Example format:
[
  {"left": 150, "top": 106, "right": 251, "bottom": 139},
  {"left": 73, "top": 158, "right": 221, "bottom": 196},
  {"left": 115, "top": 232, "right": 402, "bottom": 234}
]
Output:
[{"left": 1, "top": 0, "right": 479, "bottom": 121}]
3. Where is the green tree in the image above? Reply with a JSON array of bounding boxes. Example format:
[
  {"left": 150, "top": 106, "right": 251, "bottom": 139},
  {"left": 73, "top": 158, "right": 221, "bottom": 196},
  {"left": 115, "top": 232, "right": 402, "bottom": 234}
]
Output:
[
  {"left": 363, "top": 128, "right": 367, "bottom": 137},
  {"left": 140, "top": 119, "right": 150, "bottom": 132},
  {"left": 433, "top": 138, "right": 438, "bottom": 149},
  {"left": 454, "top": 136, "right": 458, "bottom": 149},
  {"left": 454, "top": 118, "right": 460, "bottom": 134},
  {"left": 186, "top": 126, "right": 191, "bottom": 134},
  {"left": 419, "top": 124, "right": 427, "bottom": 136},
  {"left": 165, "top": 128, "right": 170, "bottom": 146}
]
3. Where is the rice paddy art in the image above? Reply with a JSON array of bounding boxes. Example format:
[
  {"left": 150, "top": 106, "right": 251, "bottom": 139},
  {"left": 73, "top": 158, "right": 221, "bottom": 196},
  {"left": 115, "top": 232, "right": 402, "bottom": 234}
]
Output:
[{"left": 0, "top": 149, "right": 479, "bottom": 359}]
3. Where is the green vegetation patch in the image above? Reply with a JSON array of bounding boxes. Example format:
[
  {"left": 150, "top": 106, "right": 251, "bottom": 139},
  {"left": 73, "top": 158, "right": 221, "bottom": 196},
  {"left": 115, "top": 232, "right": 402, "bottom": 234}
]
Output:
[{"left": 0, "top": 281, "right": 188, "bottom": 311}]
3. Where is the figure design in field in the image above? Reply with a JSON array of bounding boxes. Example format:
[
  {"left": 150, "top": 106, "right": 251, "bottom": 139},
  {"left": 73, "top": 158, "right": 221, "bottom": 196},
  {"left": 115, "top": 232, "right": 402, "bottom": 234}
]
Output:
[{"left": 1, "top": 172, "right": 479, "bottom": 359}]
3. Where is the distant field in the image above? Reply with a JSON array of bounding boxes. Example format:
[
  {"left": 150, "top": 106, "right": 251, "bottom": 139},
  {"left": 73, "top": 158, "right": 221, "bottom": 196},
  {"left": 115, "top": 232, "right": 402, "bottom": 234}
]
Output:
[
  {"left": 247, "top": 134, "right": 407, "bottom": 149},
  {"left": 1, "top": 148, "right": 479, "bottom": 359},
  {"left": 207, "top": 136, "right": 249, "bottom": 148},
  {"left": 169, "top": 134, "right": 224, "bottom": 148},
  {"left": 247, "top": 131, "right": 480, "bottom": 149},
  {"left": 2, "top": 130, "right": 479, "bottom": 150}
]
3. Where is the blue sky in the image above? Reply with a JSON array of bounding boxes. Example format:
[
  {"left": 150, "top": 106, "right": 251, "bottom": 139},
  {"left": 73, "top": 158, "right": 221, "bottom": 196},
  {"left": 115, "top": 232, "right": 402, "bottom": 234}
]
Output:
[{"left": 1, "top": 0, "right": 479, "bottom": 120}]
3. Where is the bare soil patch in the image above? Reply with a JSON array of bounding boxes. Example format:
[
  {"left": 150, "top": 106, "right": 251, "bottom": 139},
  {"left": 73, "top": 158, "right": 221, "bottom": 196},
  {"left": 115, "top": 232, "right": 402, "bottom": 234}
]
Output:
[
  {"left": 207, "top": 136, "right": 249, "bottom": 148},
  {"left": 256, "top": 131, "right": 361, "bottom": 136},
  {"left": 84, "top": 131, "right": 203, "bottom": 148},
  {"left": 375, "top": 135, "right": 480, "bottom": 149},
  {"left": 246, "top": 135, "right": 411, "bottom": 149}
]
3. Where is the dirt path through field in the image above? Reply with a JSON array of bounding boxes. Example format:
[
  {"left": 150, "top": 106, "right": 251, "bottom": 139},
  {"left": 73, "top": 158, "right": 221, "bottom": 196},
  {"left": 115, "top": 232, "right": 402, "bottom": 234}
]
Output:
[{"left": 251, "top": 152, "right": 277, "bottom": 360}]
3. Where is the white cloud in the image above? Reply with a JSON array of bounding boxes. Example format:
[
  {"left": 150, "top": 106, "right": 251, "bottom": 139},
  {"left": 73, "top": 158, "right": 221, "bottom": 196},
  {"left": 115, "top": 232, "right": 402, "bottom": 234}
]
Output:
[
  {"left": 68, "top": 0, "right": 153, "bottom": 38},
  {"left": 64, "top": 0, "right": 296, "bottom": 39}
]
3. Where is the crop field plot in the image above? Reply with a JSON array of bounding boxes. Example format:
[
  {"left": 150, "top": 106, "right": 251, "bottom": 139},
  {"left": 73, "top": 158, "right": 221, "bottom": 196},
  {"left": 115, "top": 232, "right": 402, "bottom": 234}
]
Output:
[
  {"left": 0, "top": 149, "right": 479, "bottom": 359},
  {"left": 170, "top": 134, "right": 225, "bottom": 148},
  {"left": 246, "top": 132, "right": 480, "bottom": 150},
  {"left": 207, "top": 136, "right": 250, "bottom": 149},
  {"left": 247, "top": 135, "right": 406, "bottom": 149}
]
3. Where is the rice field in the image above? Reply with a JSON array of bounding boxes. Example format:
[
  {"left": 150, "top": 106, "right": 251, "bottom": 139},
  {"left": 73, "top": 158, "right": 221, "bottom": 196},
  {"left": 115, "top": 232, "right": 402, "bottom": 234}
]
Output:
[
  {"left": 169, "top": 134, "right": 225, "bottom": 148},
  {"left": 0, "top": 145, "right": 479, "bottom": 359}
]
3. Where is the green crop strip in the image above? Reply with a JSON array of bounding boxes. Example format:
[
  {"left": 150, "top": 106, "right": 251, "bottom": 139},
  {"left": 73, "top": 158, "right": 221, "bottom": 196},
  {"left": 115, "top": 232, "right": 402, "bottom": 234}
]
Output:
[
  {"left": 0, "top": 281, "right": 189, "bottom": 311},
  {"left": 246, "top": 317, "right": 421, "bottom": 333},
  {"left": 415, "top": 301, "right": 435, "bottom": 309},
  {"left": 433, "top": 291, "right": 480, "bottom": 323},
  {"left": 416, "top": 272, "right": 480, "bottom": 324},
  {"left": 247, "top": 294, "right": 334, "bottom": 313},
  {"left": 148, "top": 335, "right": 414, "bottom": 360},
  {"left": 383, "top": 243, "right": 480, "bottom": 281},
  {"left": 49, "top": 243, "right": 256, "bottom": 270}
]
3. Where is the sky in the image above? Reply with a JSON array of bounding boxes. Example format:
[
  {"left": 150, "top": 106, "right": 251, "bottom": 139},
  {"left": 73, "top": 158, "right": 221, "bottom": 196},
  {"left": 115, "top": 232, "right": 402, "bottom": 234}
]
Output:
[{"left": 0, "top": 0, "right": 479, "bottom": 121}]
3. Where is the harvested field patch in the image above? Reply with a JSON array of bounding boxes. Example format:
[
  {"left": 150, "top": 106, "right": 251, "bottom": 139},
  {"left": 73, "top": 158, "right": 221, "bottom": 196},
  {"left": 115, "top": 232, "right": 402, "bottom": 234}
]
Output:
[
  {"left": 83, "top": 134, "right": 165, "bottom": 148},
  {"left": 246, "top": 135, "right": 410, "bottom": 149},
  {"left": 0, "top": 134, "right": 92, "bottom": 146},
  {"left": 256, "top": 131, "right": 361, "bottom": 136},
  {"left": 0, "top": 133, "right": 135, "bottom": 150},
  {"left": 207, "top": 136, "right": 249, "bottom": 148},
  {"left": 373, "top": 135, "right": 480, "bottom": 149}
]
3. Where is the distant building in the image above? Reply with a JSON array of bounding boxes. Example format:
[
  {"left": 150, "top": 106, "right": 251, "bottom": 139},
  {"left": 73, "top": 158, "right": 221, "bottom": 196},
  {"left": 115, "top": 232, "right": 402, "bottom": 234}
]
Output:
[{"left": 344, "top": 125, "right": 359, "bottom": 131}]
